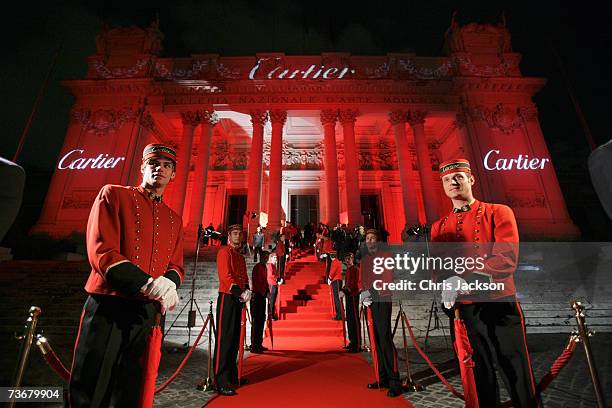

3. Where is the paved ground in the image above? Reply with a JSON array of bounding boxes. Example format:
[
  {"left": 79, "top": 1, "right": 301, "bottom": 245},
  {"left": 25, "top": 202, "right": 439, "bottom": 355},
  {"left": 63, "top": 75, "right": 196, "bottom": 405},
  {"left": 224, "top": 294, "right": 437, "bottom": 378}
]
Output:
[{"left": 3, "top": 329, "right": 610, "bottom": 407}]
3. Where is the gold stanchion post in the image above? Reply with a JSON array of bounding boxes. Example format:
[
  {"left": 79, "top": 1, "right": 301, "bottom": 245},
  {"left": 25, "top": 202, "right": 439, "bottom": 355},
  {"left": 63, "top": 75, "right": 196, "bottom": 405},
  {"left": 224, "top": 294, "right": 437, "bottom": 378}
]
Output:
[
  {"left": 572, "top": 301, "right": 606, "bottom": 408},
  {"left": 9, "top": 306, "right": 42, "bottom": 408}
]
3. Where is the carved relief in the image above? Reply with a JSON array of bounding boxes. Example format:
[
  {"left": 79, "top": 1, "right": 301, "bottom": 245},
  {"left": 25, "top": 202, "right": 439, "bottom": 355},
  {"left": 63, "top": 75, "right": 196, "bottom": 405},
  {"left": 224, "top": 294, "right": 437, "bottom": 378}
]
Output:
[
  {"left": 358, "top": 140, "right": 398, "bottom": 170},
  {"left": 211, "top": 141, "right": 249, "bottom": 170},
  {"left": 407, "top": 110, "right": 427, "bottom": 126},
  {"left": 517, "top": 105, "right": 538, "bottom": 123},
  {"left": 91, "top": 58, "right": 151, "bottom": 79},
  {"left": 262, "top": 141, "right": 324, "bottom": 170},
  {"left": 467, "top": 104, "right": 522, "bottom": 134},
  {"left": 72, "top": 108, "right": 137, "bottom": 136}
]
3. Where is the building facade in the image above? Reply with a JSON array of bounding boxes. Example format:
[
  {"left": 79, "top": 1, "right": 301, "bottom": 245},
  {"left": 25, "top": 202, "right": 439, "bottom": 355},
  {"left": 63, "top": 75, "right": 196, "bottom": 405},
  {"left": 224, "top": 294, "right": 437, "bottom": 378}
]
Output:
[{"left": 33, "top": 20, "right": 579, "bottom": 244}]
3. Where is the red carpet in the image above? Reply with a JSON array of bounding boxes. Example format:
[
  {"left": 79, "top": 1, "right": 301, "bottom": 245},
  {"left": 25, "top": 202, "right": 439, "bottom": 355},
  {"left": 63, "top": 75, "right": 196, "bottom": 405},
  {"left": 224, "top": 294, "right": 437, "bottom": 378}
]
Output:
[{"left": 205, "top": 253, "right": 413, "bottom": 407}]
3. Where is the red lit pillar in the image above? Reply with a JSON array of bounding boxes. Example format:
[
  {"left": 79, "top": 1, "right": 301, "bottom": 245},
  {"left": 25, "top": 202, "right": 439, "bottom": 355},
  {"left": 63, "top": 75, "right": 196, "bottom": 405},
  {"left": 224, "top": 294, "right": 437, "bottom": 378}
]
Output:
[
  {"left": 454, "top": 112, "right": 486, "bottom": 199},
  {"left": 339, "top": 109, "right": 362, "bottom": 226},
  {"left": 128, "top": 112, "right": 154, "bottom": 186},
  {"left": 389, "top": 110, "right": 413, "bottom": 227},
  {"left": 187, "top": 110, "right": 217, "bottom": 234},
  {"left": 408, "top": 110, "right": 439, "bottom": 222},
  {"left": 321, "top": 109, "right": 340, "bottom": 226},
  {"left": 174, "top": 111, "right": 199, "bottom": 216},
  {"left": 518, "top": 105, "right": 575, "bottom": 225},
  {"left": 246, "top": 110, "right": 268, "bottom": 226},
  {"left": 267, "top": 110, "right": 287, "bottom": 234},
  {"left": 34, "top": 109, "right": 86, "bottom": 233}
]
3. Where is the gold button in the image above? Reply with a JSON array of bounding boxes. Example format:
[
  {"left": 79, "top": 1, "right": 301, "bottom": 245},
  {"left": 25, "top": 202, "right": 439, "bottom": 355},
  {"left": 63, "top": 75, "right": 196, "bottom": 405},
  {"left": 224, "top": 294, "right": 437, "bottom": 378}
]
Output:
[{"left": 135, "top": 255, "right": 139, "bottom": 259}]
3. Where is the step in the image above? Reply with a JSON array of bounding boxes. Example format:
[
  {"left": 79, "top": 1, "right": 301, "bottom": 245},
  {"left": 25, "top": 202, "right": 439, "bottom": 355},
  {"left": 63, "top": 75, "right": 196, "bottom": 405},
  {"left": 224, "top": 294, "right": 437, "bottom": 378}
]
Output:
[
  {"left": 273, "top": 319, "right": 342, "bottom": 328},
  {"left": 281, "top": 304, "right": 332, "bottom": 313},
  {"left": 282, "top": 312, "right": 331, "bottom": 320},
  {"left": 268, "top": 327, "right": 343, "bottom": 337}
]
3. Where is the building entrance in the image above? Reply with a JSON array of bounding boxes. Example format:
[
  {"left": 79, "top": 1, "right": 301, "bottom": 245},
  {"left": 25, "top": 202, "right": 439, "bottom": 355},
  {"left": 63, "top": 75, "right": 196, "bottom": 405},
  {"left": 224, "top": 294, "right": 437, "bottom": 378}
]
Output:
[{"left": 290, "top": 194, "right": 318, "bottom": 228}]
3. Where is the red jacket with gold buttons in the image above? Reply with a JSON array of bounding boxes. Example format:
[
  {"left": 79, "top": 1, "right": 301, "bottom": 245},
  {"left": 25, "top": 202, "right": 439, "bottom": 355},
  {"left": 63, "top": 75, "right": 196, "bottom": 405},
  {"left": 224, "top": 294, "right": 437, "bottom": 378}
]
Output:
[
  {"left": 84, "top": 185, "right": 184, "bottom": 298},
  {"left": 328, "top": 258, "right": 343, "bottom": 282},
  {"left": 344, "top": 265, "right": 361, "bottom": 296},
  {"left": 430, "top": 199, "right": 519, "bottom": 300},
  {"left": 217, "top": 245, "right": 249, "bottom": 294}
]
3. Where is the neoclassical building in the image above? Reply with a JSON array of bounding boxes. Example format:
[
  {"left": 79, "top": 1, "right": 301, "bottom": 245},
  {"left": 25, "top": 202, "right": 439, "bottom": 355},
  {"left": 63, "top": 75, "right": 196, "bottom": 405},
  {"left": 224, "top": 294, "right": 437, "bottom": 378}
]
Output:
[{"left": 33, "top": 20, "right": 579, "bottom": 244}]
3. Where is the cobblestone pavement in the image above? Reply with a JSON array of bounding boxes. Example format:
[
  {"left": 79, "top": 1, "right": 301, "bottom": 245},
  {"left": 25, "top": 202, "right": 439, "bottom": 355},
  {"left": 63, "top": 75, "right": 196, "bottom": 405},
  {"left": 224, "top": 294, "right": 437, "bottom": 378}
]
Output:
[{"left": 2, "top": 331, "right": 610, "bottom": 407}]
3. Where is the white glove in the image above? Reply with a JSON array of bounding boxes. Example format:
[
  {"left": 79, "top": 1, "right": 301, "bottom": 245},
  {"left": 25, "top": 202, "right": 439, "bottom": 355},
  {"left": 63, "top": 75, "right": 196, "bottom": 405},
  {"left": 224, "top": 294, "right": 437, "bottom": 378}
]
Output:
[
  {"left": 442, "top": 276, "right": 469, "bottom": 309},
  {"left": 359, "top": 291, "right": 372, "bottom": 307},
  {"left": 339, "top": 290, "right": 345, "bottom": 299},
  {"left": 240, "top": 289, "right": 253, "bottom": 303},
  {"left": 159, "top": 288, "right": 179, "bottom": 314},
  {"left": 142, "top": 276, "right": 176, "bottom": 301}
]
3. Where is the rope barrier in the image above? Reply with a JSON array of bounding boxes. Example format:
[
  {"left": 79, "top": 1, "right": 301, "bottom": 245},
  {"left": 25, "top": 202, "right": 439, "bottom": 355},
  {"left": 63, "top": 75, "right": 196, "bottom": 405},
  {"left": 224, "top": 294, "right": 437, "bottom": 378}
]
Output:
[{"left": 155, "top": 314, "right": 211, "bottom": 393}]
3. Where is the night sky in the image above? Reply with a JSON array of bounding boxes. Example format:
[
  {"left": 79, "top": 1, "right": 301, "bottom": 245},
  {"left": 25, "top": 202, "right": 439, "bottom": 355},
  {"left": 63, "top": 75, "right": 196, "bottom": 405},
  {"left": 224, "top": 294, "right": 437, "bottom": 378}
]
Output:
[{"left": 1, "top": 0, "right": 610, "bottom": 241}]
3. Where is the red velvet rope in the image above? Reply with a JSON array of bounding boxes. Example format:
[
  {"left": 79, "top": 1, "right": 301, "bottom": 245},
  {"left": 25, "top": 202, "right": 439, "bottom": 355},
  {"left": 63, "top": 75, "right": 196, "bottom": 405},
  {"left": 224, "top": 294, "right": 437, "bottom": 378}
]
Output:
[
  {"left": 401, "top": 312, "right": 579, "bottom": 405},
  {"left": 401, "top": 312, "right": 466, "bottom": 400},
  {"left": 40, "top": 348, "right": 70, "bottom": 382},
  {"left": 155, "top": 314, "right": 211, "bottom": 393}
]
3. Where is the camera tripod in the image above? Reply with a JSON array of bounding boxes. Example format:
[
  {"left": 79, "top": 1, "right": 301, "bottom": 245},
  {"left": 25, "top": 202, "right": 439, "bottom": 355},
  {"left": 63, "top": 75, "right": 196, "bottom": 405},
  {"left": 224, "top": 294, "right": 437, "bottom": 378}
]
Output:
[{"left": 165, "top": 224, "right": 207, "bottom": 351}]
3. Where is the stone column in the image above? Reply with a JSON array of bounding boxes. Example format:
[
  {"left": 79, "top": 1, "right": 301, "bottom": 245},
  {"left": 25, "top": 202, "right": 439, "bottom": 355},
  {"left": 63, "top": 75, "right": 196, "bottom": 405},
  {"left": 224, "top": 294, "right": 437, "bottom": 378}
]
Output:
[
  {"left": 128, "top": 111, "right": 154, "bottom": 186},
  {"left": 518, "top": 105, "right": 575, "bottom": 224},
  {"left": 187, "top": 110, "right": 217, "bottom": 234},
  {"left": 389, "top": 110, "right": 413, "bottom": 227},
  {"left": 34, "top": 108, "right": 87, "bottom": 232},
  {"left": 339, "top": 109, "right": 362, "bottom": 226},
  {"left": 454, "top": 112, "right": 486, "bottom": 199},
  {"left": 267, "top": 110, "right": 287, "bottom": 234},
  {"left": 321, "top": 109, "right": 340, "bottom": 226},
  {"left": 408, "top": 110, "right": 439, "bottom": 222},
  {"left": 174, "top": 111, "right": 199, "bottom": 216},
  {"left": 246, "top": 110, "right": 268, "bottom": 223}
]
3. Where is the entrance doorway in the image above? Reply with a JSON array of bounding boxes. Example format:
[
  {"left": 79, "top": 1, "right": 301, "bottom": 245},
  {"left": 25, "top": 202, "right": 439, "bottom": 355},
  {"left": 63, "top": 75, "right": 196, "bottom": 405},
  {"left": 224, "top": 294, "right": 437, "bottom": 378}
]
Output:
[
  {"left": 360, "top": 194, "right": 383, "bottom": 229},
  {"left": 225, "top": 194, "right": 246, "bottom": 228},
  {"left": 290, "top": 194, "right": 318, "bottom": 228}
]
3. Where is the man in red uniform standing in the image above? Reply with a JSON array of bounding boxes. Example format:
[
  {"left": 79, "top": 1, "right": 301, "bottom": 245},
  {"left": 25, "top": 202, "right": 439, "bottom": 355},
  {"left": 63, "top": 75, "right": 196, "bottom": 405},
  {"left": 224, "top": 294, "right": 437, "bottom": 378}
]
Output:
[
  {"left": 342, "top": 252, "right": 361, "bottom": 352},
  {"left": 326, "top": 250, "right": 344, "bottom": 320},
  {"left": 69, "top": 144, "right": 184, "bottom": 407},
  {"left": 250, "top": 251, "right": 269, "bottom": 353},
  {"left": 359, "top": 229, "right": 402, "bottom": 397},
  {"left": 267, "top": 252, "right": 280, "bottom": 320},
  {"left": 431, "top": 158, "right": 540, "bottom": 407},
  {"left": 215, "top": 224, "right": 252, "bottom": 396}
]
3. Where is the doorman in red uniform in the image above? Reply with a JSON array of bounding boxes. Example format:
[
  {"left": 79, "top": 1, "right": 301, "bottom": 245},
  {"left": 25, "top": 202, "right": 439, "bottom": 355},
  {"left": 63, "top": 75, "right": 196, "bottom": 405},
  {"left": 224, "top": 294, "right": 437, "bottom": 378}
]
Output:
[
  {"left": 431, "top": 158, "right": 540, "bottom": 407},
  {"left": 326, "top": 250, "right": 344, "bottom": 320},
  {"left": 267, "top": 252, "right": 280, "bottom": 320},
  {"left": 215, "top": 224, "right": 252, "bottom": 396},
  {"left": 275, "top": 233, "right": 288, "bottom": 280},
  {"left": 359, "top": 229, "right": 402, "bottom": 397},
  {"left": 250, "top": 251, "right": 269, "bottom": 353},
  {"left": 69, "top": 144, "right": 184, "bottom": 407},
  {"left": 342, "top": 252, "right": 361, "bottom": 352}
]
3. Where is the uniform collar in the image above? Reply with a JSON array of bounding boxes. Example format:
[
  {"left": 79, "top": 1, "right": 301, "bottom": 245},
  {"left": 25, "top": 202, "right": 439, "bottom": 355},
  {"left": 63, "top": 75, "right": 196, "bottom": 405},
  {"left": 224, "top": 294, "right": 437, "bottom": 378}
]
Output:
[
  {"left": 137, "top": 185, "right": 163, "bottom": 203},
  {"left": 453, "top": 198, "right": 478, "bottom": 213}
]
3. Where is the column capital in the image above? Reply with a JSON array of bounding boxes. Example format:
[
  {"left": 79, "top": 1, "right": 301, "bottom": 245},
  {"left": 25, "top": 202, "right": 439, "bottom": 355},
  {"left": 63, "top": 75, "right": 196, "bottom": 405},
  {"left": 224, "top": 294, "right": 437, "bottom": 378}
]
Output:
[
  {"left": 338, "top": 109, "right": 359, "bottom": 124},
  {"left": 269, "top": 110, "right": 287, "bottom": 125},
  {"left": 199, "top": 110, "right": 219, "bottom": 125},
  {"left": 320, "top": 109, "right": 338, "bottom": 125},
  {"left": 407, "top": 110, "right": 427, "bottom": 126},
  {"left": 388, "top": 110, "right": 407, "bottom": 125},
  {"left": 250, "top": 110, "right": 269, "bottom": 126},
  {"left": 180, "top": 111, "right": 200, "bottom": 127}
]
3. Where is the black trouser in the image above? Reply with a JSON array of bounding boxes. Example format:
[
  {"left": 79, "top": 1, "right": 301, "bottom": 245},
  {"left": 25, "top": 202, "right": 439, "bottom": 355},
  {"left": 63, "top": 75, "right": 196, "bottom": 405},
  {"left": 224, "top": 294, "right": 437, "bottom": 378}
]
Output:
[
  {"left": 253, "top": 246, "right": 263, "bottom": 262},
  {"left": 69, "top": 295, "right": 156, "bottom": 408},
  {"left": 214, "top": 292, "right": 242, "bottom": 387},
  {"left": 456, "top": 301, "right": 540, "bottom": 408},
  {"left": 345, "top": 294, "right": 361, "bottom": 350},
  {"left": 268, "top": 285, "right": 279, "bottom": 318},
  {"left": 278, "top": 255, "right": 286, "bottom": 279},
  {"left": 370, "top": 300, "right": 401, "bottom": 391},
  {"left": 250, "top": 292, "right": 267, "bottom": 349},
  {"left": 331, "top": 280, "right": 343, "bottom": 319}
]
